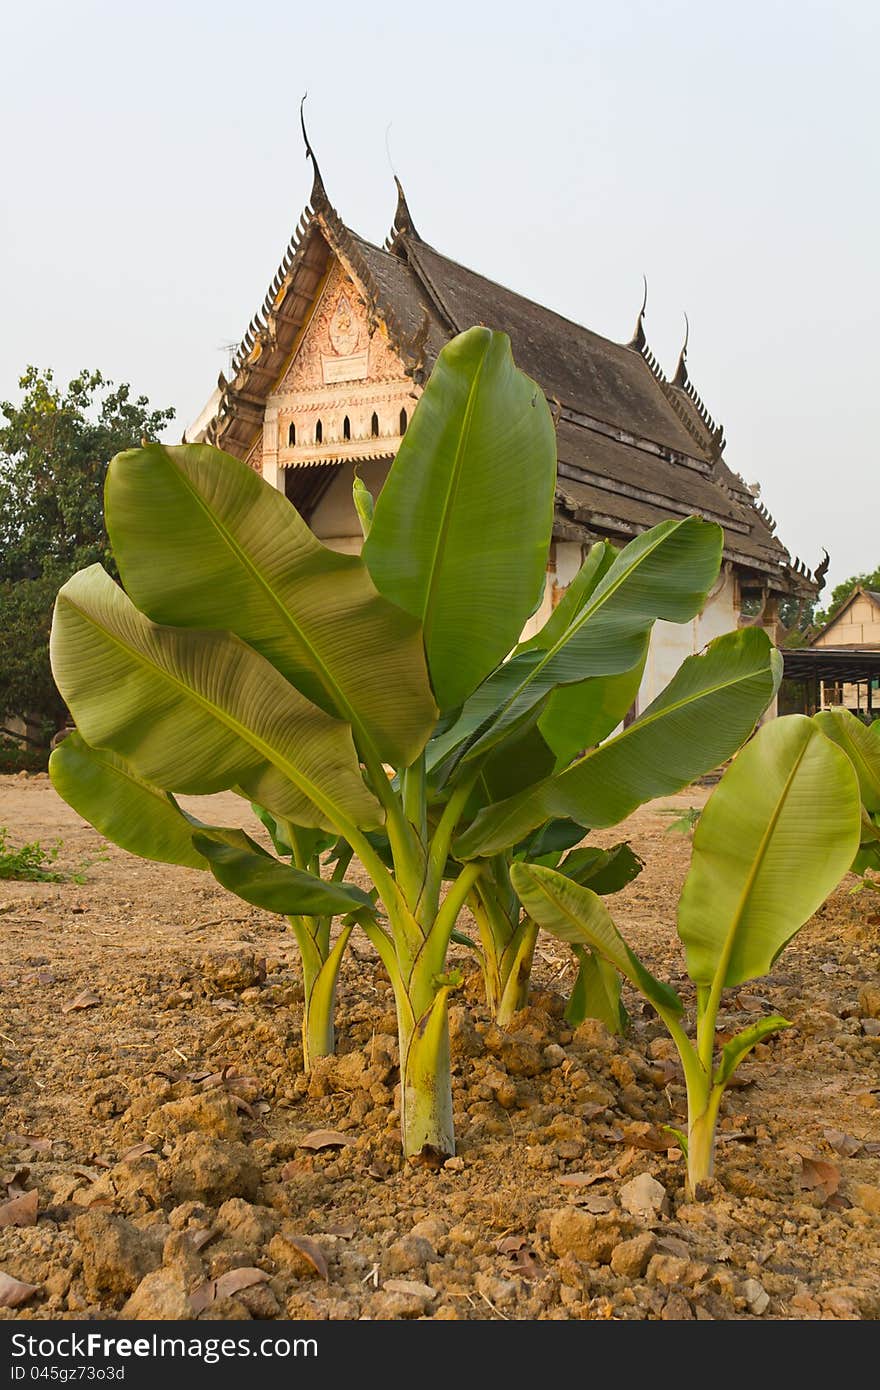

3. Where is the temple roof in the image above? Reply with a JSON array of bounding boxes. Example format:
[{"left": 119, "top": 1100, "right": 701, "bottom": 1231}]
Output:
[{"left": 192, "top": 178, "right": 822, "bottom": 597}]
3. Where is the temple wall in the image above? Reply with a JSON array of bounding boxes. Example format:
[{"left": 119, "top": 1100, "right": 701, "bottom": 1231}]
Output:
[
  {"left": 308, "top": 459, "right": 392, "bottom": 553},
  {"left": 637, "top": 565, "right": 740, "bottom": 712}
]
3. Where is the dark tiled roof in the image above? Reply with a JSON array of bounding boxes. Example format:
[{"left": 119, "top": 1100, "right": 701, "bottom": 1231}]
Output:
[
  {"left": 199, "top": 193, "right": 819, "bottom": 596},
  {"left": 404, "top": 239, "right": 700, "bottom": 456}
]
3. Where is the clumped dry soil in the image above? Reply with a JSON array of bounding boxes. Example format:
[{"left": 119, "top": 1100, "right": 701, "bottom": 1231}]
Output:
[{"left": 1, "top": 774, "right": 879, "bottom": 1322}]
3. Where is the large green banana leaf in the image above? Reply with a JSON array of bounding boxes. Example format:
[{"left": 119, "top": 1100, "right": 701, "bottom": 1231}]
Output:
[
  {"left": 362, "top": 328, "right": 556, "bottom": 712},
  {"left": 49, "top": 730, "right": 207, "bottom": 869},
  {"left": 555, "top": 842, "right": 643, "bottom": 893},
  {"left": 566, "top": 947, "right": 628, "bottom": 1032},
  {"left": 104, "top": 442, "right": 437, "bottom": 770},
  {"left": 192, "top": 831, "right": 374, "bottom": 916},
  {"left": 426, "top": 516, "right": 721, "bottom": 773},
  {"left": 509, "top": 862, "right": 682, "bottom": 1014},
  {"left": 538, "top": 648, "right": 648, "bottom": 767},
  {"left": 456, "top": 628, "right": 780, "bottom": 857},
  {"left": 50, "top": 566, "right": 382, "bottom": 832},
  {"left": 677, "top": 716, "right": 861, "bottom": 987},
  {"left": 813, "top": 708, "right": 880, "bottom": 812}
]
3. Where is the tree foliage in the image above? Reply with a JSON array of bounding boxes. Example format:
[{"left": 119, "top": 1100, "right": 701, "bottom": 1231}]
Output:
[{"left": 0, "top": 368, "right": 174, "bottom": 737}]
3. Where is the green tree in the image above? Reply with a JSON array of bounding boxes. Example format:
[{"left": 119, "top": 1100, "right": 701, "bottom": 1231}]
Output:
[
  {"left": 813, "top": 566, "right": 880, "bottom": 629},
  {"left": 0, "top": 368, "right": 174, "bottom": 741}
]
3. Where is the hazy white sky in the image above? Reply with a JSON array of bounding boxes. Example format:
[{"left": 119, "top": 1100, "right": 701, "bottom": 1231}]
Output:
[{"left": 2, "top": 0, "right": 877, "bottom": 592}]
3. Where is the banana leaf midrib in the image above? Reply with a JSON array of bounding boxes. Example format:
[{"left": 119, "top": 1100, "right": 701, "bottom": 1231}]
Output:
[
  {"left": 695, "top": 733, "right": 810, "bottom": 991},
  {"left": 462, "top": 645, "right": 774, "bottom": 849},
  {"left": 419, "top": 346, "right": 488, "bottom": 652},
  {"left": 459, "top": 519, "right": 709, "bottom": 757}
]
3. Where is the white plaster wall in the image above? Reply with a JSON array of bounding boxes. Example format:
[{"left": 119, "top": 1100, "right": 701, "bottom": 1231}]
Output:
[
  {"left": 520, "top": 573, "right": 555, "bottom": 642},
  {"left": 638, "top": 564, "right": 739, "bottom": 713},
  {"left": 555, "top": 541, "right": 583, "bottom": 589},
  {"left": 285, "top": 459, "right": 392, "bottom": 553}
]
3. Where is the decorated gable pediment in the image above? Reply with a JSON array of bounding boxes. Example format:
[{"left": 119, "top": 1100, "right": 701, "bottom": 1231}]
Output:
[{"left": 258, "top": 260, "right": 417, "bottom": 475}]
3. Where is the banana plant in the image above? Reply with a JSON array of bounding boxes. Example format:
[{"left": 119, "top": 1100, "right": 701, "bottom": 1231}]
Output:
[
  {"left": 49, "top": 731, "right": 371, "bottom": 1068},
  {"left": 511, "top": 715, "right": 862, "bottom": 1195},
  {"left": 464, "top": 834, "right": 643, "bottom": 1026},
  {"left": 50, "top": 326, "right": 781, "bottom": 1164}
]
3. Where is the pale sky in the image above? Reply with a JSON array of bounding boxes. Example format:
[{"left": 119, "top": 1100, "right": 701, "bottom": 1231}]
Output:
[{"left": 2, "top": 0, "right": 877, "bottom": 593}]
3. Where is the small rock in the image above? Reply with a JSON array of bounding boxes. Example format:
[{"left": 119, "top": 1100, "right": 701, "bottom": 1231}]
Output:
[
  {"left": 444, "top": 1156, "right": 465, "bottom": 1172},
  {"left": 742, "top": 1277, "right": 770, "bottom": 1315},
  {"left": 820, "top": 1287, "right": 860, "bottom": 1319},
  {"left": 121, "top": 1269, "right": 192, "bottom": 1320},
  {"left": 647, "top": 1253, "right": 691, "bottom": 1287},
  {"left": 848, "top": 1182, "right": 880, "bottom": 1216},
  {"left": 384, "top": 1278, "right": 436, "bottom": 1302},
  {"left": 162, "top": 1232, "right": 204, "bottom": 1289},
  {"left": 267, "top": 1231, "right": 325, "bottom": 1278},
  {"left": 198, "top": 1295, "right": 253, "bottom": 1320},
  {"left": 448, "top": 1006, "right": 482, "bottom": 1058},
  {"left": 475, "top": 1271, "right": 519, "bottom": 1307},
  {"left": 167, "top": 1135, "right": 260, "bottom": 1205},
  {"left": 610, "top": 1232, "right": 656, "bottom": 1278},
  {"left": 409, "top": 1215, "right": 447, "bottom": 1246},
  {"left": 235, "top": 1283, "right": 281, "bottom": 1318},
  {"left": 662, "top": 1291, "right": 694, "bottom": 1320},
  {"left": 215, "top": 1198, "right": 278, "bottom": 1248},
  {"left": 75, "top": 1212, "right": 160, "bottom": 1301},
  {"left": 573, "top": 1018, "right": 616, "bottom": 1050},
  {"left": 330, "top": 1051, "right": 368, "bottom": 1092},
  {"left": 542, "top": 1044, "right": 567, "bottom": 1068},
  {"left": 857, "top": 985, "right": 880, "bottom": 1019},
  {"left": 385, "top": 1234, "right": 436, "bottom": 1274},
  {"left": 149, "top": 1091, "right": 243, "bottom": 1142},
  {"left": 200, "top": 949, "right": 265, "bottom": 994},
  {"left": 372, "top": 1289, "right": 428, "bottom": 1318},
  {"left": 619, "top": 1172, "right": 668, "bottom": 1219},
  {"left": 549, "top": 1208, "right": 621, "bottom": 1264}
]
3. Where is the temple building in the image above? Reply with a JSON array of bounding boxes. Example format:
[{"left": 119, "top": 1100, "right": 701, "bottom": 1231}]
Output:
[{"left": 187, "top": 135, "right": 823, "bottom": 716}]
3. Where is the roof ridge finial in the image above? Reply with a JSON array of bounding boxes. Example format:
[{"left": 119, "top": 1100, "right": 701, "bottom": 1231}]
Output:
[
  {"left": 813, "top": 548, "right": 830, "bottom": 593},
  {"left": 672, "top": 312, "right": 689, "bottom": 386},
  {"left": 300, "top": 93, "right": 329, "bottom": 212},
  {"left": 392, "top": 174, "right": 420, "bottom": 241},
  {"left": 628, "top": 274, "right": 648, "bottom": 349}
]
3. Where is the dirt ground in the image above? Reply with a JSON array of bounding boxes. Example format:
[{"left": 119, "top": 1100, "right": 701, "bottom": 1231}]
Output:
[{"left": 1, "top": 773, "right": 879, "bottom": 1321}]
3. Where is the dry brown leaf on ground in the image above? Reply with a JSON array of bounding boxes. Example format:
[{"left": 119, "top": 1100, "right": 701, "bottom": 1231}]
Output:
[
  {"left": 281, "top": 1237, "right": 328, "bottom": 1280},
  {"left": 298, "top": 1129, "right": 353, "bottom": 1151},
  {"left": 61, "top": 989, "right": 101, "bottom": 1014},
  {"left": 189, "top": 1266, "right": 270, "bottom": 1313},
  {"left": 0, "top": 1189, "right": 38, "bottom": 1227},
  {"left": 4, "top": 1166, "right": 30, "bottom": 1194},
  {"left": 617, "top": 1122, "right": 669, "bottom": 1152},
  {"left": 119, "top": 1142, "right": 156, "bottom": 1162},
  {"left": 736, "top": 993, "right": 771, "bottom": 1012},
  {"left": 496, "top": 1236, "right": 543, "bottom": 1280},
  {"left": 824, "top": 1129, "right": 863, "bottom": 1158},
  {"left": 0, "top": 1271, "right": 39, "bottom": 1307},
  {"left": 556, "top": 1169, "right": 617, "bottom": 1188},
  {"left": 5, "top": 1132, "right": 52, "bottom": 1151},
  {"left": 799, "top": 1155, "right": 841, "bottom": 1203}
]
